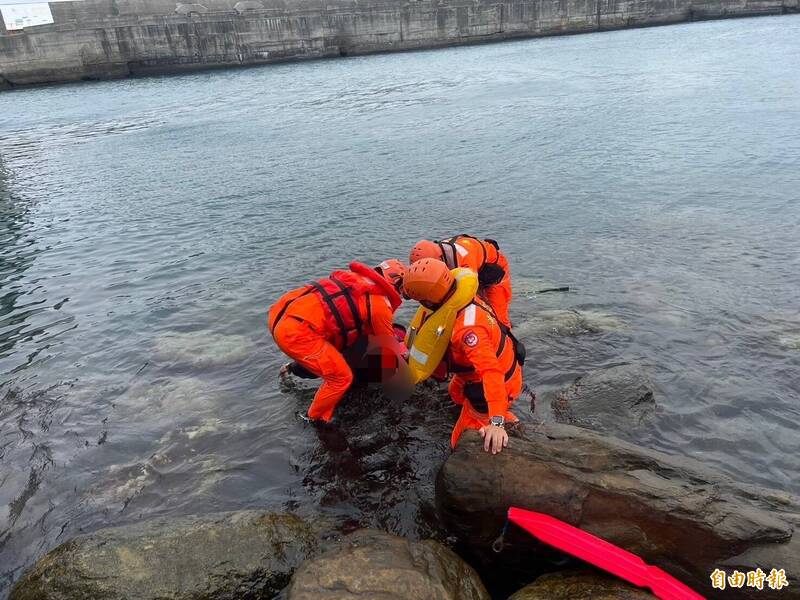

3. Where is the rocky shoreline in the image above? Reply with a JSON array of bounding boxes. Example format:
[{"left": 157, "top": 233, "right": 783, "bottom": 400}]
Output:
[
  {"left": 7, "top": 316, "right": 798, "bottom": 599},
  {"left": 11, "top": 415, "right": 799, "bottom": 599}
]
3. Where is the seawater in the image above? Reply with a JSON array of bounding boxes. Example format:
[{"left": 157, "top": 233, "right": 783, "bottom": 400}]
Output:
[{"left": 1, "top": 14, "right": 799, "bottom": 596}]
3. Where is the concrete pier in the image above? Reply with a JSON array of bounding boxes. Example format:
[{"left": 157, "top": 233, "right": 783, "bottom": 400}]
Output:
[{"left": 1, "top": 0, "right": 798, "bottom": 89}]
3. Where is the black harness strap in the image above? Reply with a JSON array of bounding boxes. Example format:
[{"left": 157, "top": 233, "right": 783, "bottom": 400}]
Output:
[
  {"left": 504, "top": 349, "right": 518, "bottom": 381},
  {"left": 310, "top": 282, "right": 348, "bottom": 340},
  {"left": 329, "top": 275, "right": 363, "bottom": 337},
  {"left": 476, "top": 237, "right": 488, "bottom": 267},
  {"left": 497, "top": 328, "right": 507, "bottom": 357},
  {"left": 449, "top": 361, "right": 476, "bottom": 374},
  {"left": 270, "top": 287, "right": 314, "bottom": 334},
  {"left": 273, "top": 275, "right": 368, "bottom": 347},
  {"left": 484, "top": 304, "right": 522, "bottom": 374},
  {"left": 310, "top": 277, "right": 362, "bottom": 344},
  {"left": 449, "top": 347, "right": 517, "bottom": 379}
]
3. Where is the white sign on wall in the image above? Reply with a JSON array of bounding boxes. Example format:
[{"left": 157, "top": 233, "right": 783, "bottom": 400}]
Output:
[{"left": 1, "top": 2, "right": 55, "bottom": 30}]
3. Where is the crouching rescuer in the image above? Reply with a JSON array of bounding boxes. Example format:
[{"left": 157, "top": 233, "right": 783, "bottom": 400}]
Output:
[
  {"left": 268, "top": 260, "right": 406, "bottom": 422},
  {"left": 409, "top": 234, "right": 513, "bottom": 328},
  {"left": 403, "top": 259, "right": 523, "bottom": 454}
]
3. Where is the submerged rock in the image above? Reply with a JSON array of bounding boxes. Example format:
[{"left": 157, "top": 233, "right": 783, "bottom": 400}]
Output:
[
  {"left": 508, "top": 571, "right": 655, "bottom": 599},
  {"left": 152, "top": 331, "right": 256, "bottom": 368},
  {"left": 120, "top": 377, "right": 219, "bottom": 420},
  {"left": 287, "top": 529, "right": 490, "bottom": 600},
  {"left": 551, "top": 364, "right": 655, "bottom": 437},
  {"left": 513, "top": 309, "right": 626, "bottom": 337},
  {"left": 436, "top": 427, "right": 800, "bottom": 599},
  {"left": 10, "top": 511, "right": 320, "bottom": 600},
  {"left": 778, "top": 334, "right": 800, "bottom": 349}
]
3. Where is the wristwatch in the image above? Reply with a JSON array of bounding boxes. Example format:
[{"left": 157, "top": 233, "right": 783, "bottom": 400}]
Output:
[{"left": 489, "top": 415, "right": 505, "bottom": 428}]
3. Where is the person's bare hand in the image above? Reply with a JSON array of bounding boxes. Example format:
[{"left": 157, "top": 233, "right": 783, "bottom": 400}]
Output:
[{"left": 479, "top": 424, "right": 508, "bottom": 454}]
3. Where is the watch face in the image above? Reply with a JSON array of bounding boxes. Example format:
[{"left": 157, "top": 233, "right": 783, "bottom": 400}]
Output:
[{"left": 490, "top": 416, "right": 504, "bottom": 426}]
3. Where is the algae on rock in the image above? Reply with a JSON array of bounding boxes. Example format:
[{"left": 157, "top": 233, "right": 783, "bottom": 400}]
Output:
[{"left": 10, "top": 511, "right": 320, "bottom": 600}]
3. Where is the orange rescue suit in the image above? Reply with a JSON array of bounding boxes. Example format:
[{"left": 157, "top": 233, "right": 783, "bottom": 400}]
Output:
[
  {"left": 446, "top": 297, "right": 522, "bottom": 447},
  {"left": 268, "top": 269, "right": 398, "bottom": 422},
  {"left": 440, "top": 235, "right": 513, "bottom": 328}
]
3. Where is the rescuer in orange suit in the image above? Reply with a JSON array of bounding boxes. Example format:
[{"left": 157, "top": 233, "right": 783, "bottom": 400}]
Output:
[
  {"left": 403, "top": 259, "right": 522, "bottom": 454},
  {"left": 409, "top": 235, "right": 513, "bottom": 328},
  {"left": 268, "top": 260, "right": 406, "bottom": 422}
]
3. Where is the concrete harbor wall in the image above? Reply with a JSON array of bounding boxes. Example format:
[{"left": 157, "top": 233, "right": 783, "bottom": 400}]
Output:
[{"left": 1, "top": 0, "right": 798, "bottom": 89}]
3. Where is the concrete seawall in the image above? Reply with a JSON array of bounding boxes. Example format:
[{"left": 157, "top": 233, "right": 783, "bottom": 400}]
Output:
[{"left": 1, "top": 0, "right": 798, "bottom": 89}]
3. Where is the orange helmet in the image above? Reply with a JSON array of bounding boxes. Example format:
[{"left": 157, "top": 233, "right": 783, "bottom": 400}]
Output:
[
  {"left": 375, "top": 259, "right": 407, "bottom": 290},
  {"left": 403, "top": 259, "right": 455, "bottom": 306},
  {"left": 409, "top": 240, "right": 443, "bottom": 264}
]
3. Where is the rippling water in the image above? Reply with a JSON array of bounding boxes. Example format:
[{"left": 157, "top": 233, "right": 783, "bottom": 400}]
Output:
[{"left": 1, "top": 14, "right": 800, "bottom": 596}]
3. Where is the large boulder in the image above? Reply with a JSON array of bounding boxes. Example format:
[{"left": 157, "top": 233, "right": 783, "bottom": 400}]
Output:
[
  {"left": 551, "top": 364, "right": 655, "bottom": 438},
  {"left": 508, "top": 571, "right": 655, "bottom": 599},
  {"left": 11, "top": 511, "right": 321, "bottom": 600},
  {"left": 436, "top": 427, "right": 800, "bottom": 600},
  {"left": 286, "top": 529, "right": 490, "bottom": 600}
]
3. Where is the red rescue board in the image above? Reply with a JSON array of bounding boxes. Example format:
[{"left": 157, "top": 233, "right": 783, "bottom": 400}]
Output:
[{"left": 508, "top": 507, "right": 705, "bottom": 600}]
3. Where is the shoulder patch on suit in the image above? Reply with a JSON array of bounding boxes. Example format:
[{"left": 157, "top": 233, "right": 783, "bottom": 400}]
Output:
[{"left": 462, "top": 330, "right": 479, "bottom": 347}]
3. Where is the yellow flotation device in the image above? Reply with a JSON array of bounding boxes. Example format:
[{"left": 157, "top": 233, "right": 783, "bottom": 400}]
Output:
[{"left": 405, "top": 268, "right": 478, "bottom": 384}]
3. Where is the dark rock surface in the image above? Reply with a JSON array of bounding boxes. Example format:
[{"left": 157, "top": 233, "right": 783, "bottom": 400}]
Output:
[
  {"left": 286, "top": 528, "right": 490, "bottom": 600},
  {"left": 508, "top": 571, "right": 655, "bottom": 599},
  {"left": 10, "top": 511, "right": 320, "bottom": 600},
  {"left": 436, "top": 427, "right": 800, "bottom": 600},
  {"left": 551, "top": 363, "right": 655, "bottom": 437}
]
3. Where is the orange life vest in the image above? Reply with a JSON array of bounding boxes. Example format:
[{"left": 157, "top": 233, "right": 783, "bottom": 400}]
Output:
[
  {"left": 437, "top": 235, "right": 505, "bottom": 286},
  {"left": 270, "top": 262, "right": 400, "bottom": 349}
]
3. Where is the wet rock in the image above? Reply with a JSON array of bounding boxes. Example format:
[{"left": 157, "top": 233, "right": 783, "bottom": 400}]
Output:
[
  {"left": 551, "top": 364, "right": 655, "bottom": 437},
  {"left": 10, "top": 511, "right": 320, "bottom": 600},
  {"left": 514, "top": 309, "right": 626, "bottom": 337},
  {"left": 508, "top": 571, "right": 655, "bottom": 599},
  {"left": 287, "top": 529, "right": 490, "bottom": 600},
  {"left": 436, "top": 427, "right": 800, "bottom": 600}
]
